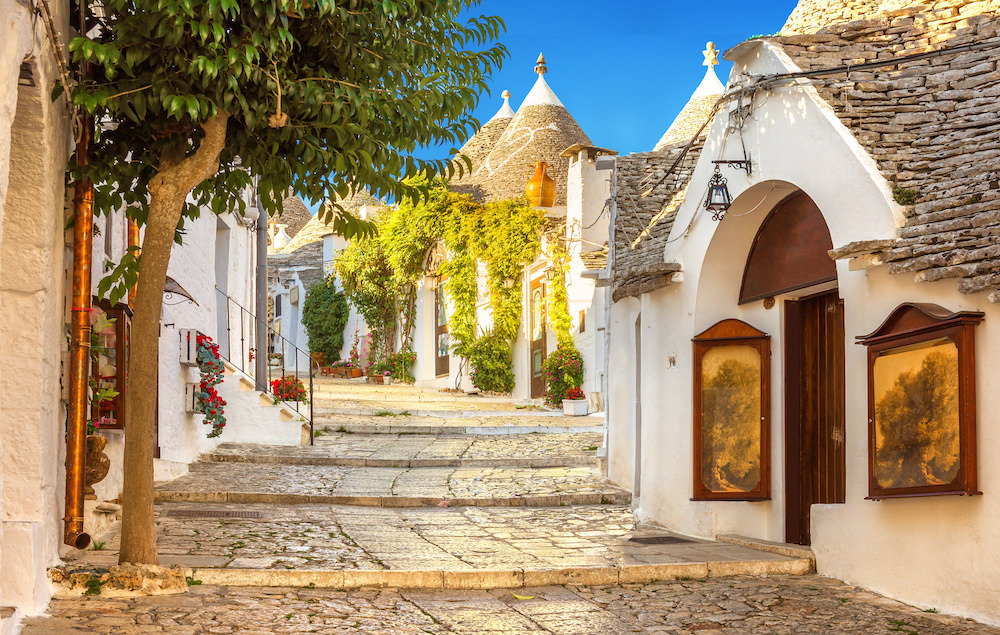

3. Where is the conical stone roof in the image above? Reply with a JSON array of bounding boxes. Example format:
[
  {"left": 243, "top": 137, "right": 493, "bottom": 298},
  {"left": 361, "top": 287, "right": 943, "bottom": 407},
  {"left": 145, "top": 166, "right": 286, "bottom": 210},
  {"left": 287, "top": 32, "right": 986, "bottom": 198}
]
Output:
[
  {"left": 455, "top": 90, "right": 515, "bottom": 177},
  {"left": 653, "top": 44, "right": 726, "bottom": 151},
  {"left": 470, "top": 55, "right": 592, "bottom": 205}
]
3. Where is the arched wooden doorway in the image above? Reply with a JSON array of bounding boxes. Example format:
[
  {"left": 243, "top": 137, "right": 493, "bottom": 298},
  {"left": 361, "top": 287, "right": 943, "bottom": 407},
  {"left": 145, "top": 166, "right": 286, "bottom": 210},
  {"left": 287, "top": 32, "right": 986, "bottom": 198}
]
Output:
[{"left": 741, "top": 191, "right": 846, "bottom": 545}]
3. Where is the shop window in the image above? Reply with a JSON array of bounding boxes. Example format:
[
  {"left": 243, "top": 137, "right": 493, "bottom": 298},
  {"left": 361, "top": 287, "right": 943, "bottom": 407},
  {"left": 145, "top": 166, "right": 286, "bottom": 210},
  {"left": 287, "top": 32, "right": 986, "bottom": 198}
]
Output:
[
  {"left": 91, "top": 299, "right": 132, "bottom": 430},
  {"left": 857, "top": 303, "right": 983, "bottom": 499},
  {"left": 692, "top": 319, "right": 771, "bottom": 500}
]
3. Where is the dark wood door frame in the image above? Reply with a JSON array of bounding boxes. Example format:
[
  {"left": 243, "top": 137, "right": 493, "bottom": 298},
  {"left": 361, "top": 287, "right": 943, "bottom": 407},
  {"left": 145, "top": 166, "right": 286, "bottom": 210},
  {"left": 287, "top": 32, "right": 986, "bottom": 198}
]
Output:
[
  {"left": 784, "top": 290, "right": 846, "bottom": 545},
  {"left": 529, "top": 277, "right": 547, "bottom": 399}
]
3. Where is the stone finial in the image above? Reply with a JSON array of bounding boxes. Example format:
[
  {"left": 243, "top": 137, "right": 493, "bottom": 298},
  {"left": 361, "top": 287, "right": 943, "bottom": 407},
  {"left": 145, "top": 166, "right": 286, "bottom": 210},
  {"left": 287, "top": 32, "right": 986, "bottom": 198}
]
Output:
[
  {"left": 703, "top": 42, "right": 719, "bottom": 67},
  {"left": 502, "top": 89, "right": 511, "bottom": 102},
  {"left": 534, "top": 53, "right": 547, "bottom": 75}
]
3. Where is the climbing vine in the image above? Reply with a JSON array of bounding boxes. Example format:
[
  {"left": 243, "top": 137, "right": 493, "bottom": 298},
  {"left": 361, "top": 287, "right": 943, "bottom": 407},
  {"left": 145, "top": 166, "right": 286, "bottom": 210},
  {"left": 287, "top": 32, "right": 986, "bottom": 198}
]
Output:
[
  {"left": 335, "top": 179, "right": 546, "bottom": 392},
  {"left": 544, "top": 226, "right": 574, "bottom": 348}
]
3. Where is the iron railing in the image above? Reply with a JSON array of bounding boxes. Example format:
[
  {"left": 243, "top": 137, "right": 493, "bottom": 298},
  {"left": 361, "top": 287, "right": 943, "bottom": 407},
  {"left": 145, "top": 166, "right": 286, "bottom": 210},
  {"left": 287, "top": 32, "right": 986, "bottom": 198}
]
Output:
[{"left": 215, "top": 286, "right": 316, "bottom": 444}]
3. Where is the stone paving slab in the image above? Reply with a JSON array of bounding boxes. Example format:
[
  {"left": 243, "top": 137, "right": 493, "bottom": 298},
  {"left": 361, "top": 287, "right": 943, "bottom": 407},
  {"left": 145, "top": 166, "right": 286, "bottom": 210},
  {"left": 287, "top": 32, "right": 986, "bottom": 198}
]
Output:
[
  {"left": 66, "top": 504, "right": 800, "bottom": 577},
  {"left": 23, "top": 576, "right": 998, "bottom": 634},
  {"left": 155, "top": 462, "right": 628, "bottom": 507},
  {"left": 206, "top": 433, "right": 602, "bottom": 468}
]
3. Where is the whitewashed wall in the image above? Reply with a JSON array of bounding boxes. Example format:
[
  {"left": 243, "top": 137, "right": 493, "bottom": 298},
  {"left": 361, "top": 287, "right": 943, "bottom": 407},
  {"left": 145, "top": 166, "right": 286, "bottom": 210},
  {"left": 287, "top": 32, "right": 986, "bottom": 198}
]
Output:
[
  {"left": 603, "top": 39, "right": 1000, "bottom": 626},
  {"left": 0, "top": 0, "right": 71, "bottom": 629}
]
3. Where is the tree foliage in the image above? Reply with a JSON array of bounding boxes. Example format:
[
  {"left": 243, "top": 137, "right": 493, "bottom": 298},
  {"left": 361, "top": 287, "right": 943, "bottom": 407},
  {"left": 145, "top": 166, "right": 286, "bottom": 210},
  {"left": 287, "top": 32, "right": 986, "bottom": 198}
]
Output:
[
  {"left": 73, "top": 0, "right": 508, "bottom": 300},
  {"left": 301, "top": 275, "right": 350, "bottom": 363}
]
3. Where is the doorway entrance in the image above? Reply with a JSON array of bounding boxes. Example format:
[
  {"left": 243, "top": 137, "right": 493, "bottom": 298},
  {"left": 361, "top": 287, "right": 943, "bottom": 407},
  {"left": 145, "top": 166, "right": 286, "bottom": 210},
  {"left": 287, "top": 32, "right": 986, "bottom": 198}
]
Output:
[
  {"left": 529, "top": 277, "right": 547, "bottom": 398},
  {"left": 435, "top": 279, "right": 449, "bottom": 377},
  {"left": 784, "top": 290, "right": 846, "bottom": 545}
]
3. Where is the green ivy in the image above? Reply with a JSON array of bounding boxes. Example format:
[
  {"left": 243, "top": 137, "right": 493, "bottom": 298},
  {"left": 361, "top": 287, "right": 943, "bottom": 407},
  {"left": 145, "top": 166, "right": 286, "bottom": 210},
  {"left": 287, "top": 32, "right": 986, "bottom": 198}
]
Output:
[
  {"left": 301, "top": 275, "right": 349, "bottom": 363},
  {"left": 544, "top": 229, "right": 574, "bottom": 347},
  {"left": 335, "top": 223, "right": 396, "bottom": 360}
]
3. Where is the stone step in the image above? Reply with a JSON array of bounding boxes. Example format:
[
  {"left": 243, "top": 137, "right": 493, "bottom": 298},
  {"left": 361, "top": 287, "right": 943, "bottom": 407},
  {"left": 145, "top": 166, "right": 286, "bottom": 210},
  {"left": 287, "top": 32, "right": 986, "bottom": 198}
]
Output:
[
  {"left": 313, "top": 405, "right": 563, "bottom": 418},
  {"left": 205, "top": 453, "right": 599, "bottom": 469},
  {"left": 188, "top": 558, "right": 812, "bottom": 590},
  {"left": 318, "top": 422, "right": 603, "bottom": 435},
  {"left": 155, "top": 490, "right": 629, "bottom": 507}
]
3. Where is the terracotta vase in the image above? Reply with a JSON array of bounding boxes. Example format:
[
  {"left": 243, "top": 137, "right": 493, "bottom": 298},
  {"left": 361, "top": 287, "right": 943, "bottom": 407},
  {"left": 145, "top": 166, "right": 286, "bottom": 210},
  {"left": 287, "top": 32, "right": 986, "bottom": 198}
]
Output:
[
  {"left": 84, "top": 434, "right": 111, "bottom": 500},
  {"left": 526, "top": 161, "right": 555, "bottom": 208}
]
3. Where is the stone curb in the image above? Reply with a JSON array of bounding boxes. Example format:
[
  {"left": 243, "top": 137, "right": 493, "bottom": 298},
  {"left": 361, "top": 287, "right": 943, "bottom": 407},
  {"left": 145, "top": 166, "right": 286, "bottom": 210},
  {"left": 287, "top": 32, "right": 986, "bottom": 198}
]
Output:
[
  {"left": 315, "top": 424, "right": 604, "bottom": 435},
  {"left": 313, "top": 407, "right": 564, "bottom": 418},
  {"left": 716, "top": 534, "right": 817, "bottom": 568},
  {"left": 202, "top": 454, "right": 600, "bottom": 469},
  {"left": 189, "top": 558, "right": 813, "bottom": 590},
  {"left": 153, "top": 491, "right": 632, "bottom": 507}
]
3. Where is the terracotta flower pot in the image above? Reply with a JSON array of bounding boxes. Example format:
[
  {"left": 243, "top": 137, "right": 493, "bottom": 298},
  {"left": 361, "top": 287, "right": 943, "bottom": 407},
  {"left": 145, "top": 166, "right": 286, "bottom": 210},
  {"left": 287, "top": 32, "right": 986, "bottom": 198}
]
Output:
[
  {"left": 351, "top": 368, "right": 363, "bottom": 378},
  {"left": 84, "top": 434, "right": 111, "bottom": 500}
]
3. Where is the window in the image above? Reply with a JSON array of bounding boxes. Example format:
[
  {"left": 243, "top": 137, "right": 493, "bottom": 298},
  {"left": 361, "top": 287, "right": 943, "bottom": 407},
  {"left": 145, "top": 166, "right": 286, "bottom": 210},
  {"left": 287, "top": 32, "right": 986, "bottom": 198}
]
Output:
[
  {"left": 857, "top": 303, "right": 983, "bottom": 499},
  {"left": 91, "top": 299, "right": 132, "bottom": 430},
  {"left": 692, "top": 319, "right": 771, "bottom": 501}
]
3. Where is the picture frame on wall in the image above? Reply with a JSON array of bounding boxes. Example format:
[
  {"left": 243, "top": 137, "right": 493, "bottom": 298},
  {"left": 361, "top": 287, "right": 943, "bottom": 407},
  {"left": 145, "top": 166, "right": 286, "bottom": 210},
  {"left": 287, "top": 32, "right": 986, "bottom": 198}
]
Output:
[
  {"left": 692, "top": 319, "right": 771, "bottom": 501},
  {"left": 857, "top": 303, "right": 984, "bottom": 499}
]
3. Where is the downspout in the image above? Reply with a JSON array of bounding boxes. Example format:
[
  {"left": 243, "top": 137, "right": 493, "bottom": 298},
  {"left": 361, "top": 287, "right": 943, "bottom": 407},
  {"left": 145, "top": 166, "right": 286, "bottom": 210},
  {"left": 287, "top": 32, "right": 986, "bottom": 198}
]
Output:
[
  {"left": 64, "top": 110, "right": 93, "bottom": 549},
  {"left": 254, "top": 189, "right": 268, "bottom": 391},
  {"left": 127, "top": 218, "right": 140, "bottom": 308},
  {"left": 601, "top": 158, "right": 617, "bottom": 476}
]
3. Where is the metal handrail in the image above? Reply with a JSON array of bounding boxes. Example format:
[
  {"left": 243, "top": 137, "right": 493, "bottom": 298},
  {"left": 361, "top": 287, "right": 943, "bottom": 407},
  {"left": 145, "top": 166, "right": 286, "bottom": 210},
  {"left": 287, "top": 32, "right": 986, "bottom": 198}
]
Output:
[{"left": 215, "top": 286, "right": 317, "bottom": 445}]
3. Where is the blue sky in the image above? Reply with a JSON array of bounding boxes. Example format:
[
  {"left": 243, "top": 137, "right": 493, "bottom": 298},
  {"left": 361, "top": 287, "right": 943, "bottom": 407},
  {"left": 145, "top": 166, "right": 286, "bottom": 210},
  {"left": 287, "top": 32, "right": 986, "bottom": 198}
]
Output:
[
  {"left": 309, "top": 1, "right": 797, "bottom": 211},
  {"left": 421, "top": 0, "right": 798, "bottom": 159}
]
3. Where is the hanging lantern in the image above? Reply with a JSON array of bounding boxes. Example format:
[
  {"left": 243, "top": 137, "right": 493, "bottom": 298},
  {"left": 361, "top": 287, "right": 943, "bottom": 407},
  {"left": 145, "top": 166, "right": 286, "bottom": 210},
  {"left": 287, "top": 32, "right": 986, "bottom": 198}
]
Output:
[
  {"left": 704, "top": 165, "right": 732, "bottom": 221},
  {"left": 526, "top": 161, "right": 556, "bottom": 208}
]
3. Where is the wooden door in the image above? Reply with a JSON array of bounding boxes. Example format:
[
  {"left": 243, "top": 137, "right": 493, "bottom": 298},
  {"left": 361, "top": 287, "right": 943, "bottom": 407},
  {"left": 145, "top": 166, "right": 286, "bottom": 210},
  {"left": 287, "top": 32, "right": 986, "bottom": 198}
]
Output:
[
  {"left": 435, "top": 280, "right": 449, "bottom": 377},
  {"left": 784, "top": 290, "right": 846, "bottom": 545},
  {"left": 529, "top": 277, "right": 547, "bottom": 398}
]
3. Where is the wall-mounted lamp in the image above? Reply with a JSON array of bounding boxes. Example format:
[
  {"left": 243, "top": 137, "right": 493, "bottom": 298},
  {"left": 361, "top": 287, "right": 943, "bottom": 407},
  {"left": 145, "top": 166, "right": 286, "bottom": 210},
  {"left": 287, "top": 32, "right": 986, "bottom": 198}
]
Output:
[
  {"left": 544, "top": 269, "right": 555, "bottom": 283},
  {"left": 503, "top": 278, "right": 515, "bottom": 289},
  {"left": 704, "top": 165, "right": 733, "bottom": 221}
]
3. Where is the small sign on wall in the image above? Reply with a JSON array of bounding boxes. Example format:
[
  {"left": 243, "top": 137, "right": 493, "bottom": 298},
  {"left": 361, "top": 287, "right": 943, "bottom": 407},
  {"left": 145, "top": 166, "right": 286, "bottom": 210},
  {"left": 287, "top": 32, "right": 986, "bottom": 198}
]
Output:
[{"left": 290, "top": 285, "right": 300, "bottom": 305}]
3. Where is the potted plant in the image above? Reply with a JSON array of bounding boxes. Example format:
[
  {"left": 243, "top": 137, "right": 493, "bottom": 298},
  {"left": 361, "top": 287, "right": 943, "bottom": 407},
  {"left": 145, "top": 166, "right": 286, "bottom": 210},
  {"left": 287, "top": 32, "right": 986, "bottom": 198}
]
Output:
[
  {"left": 383, "top": 370, "right": 393, "bottom": 385},
  {"left": 562, "top": 386, "right": 588, "bottom": 416},
  {"left": 267, "top": 351, "right": 284, "bottom": 369},
  {"left": 347, "top": 332, "right": 364, "bottom": 377}
]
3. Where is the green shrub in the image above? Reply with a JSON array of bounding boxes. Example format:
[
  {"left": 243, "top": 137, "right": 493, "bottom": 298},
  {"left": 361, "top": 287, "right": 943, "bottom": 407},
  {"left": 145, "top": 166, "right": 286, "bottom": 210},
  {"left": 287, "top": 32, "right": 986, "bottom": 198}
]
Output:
[
  {"left": 543, "top": 346, "right": 584, "bottom": 406},
  {"left": 386, "top": 349, "right": 416, "bottom": 381},
  {"left": 468, "top": 333, "right": 514, "bottom": 393},
  {"left": 302, "top": 275, "right": 349, "bottom": 363}
]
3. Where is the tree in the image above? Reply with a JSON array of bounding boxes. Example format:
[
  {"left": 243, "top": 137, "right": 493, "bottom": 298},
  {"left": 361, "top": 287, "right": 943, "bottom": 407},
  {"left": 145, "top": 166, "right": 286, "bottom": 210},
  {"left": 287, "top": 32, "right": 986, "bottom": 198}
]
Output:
[
  {"left": 70, "top": 0, "right": 505, "bottom": 564},
  {"left": 301, "top": 276, "right": 349, "bottom": 363}
]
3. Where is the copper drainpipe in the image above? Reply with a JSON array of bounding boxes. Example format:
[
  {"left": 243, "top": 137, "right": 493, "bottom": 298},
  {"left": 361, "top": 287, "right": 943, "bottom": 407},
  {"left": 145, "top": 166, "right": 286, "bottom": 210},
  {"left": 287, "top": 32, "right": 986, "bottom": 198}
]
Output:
[
  {"left": 64, "top": 110, "right": 94, "bottom": 550},
  {"left": 128, "top": 218, "right": 140, "bottom": 308}
]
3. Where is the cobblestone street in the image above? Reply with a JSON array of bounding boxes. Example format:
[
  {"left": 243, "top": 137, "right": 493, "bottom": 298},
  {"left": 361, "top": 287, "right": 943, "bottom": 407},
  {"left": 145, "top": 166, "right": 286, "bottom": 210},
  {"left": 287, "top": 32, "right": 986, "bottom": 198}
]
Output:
[
  {"left": 35, "top": 382, "right": 1000, "bottom": 633},
  {"left": 24, "top": 576, "right": 998, "bottom": 634}
]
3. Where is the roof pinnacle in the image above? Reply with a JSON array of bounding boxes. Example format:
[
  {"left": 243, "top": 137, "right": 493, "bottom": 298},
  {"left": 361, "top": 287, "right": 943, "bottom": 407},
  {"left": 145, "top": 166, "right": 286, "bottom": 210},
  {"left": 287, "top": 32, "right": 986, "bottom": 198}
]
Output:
[
  {"left": 703, "top": 42, "right": 719, "bottom": 67},
  {"left": 534, "top": 53, "right": 547, "bottom": 75},
  {"left": 502, "top": 89, "right": 511, "bottom": 102}
]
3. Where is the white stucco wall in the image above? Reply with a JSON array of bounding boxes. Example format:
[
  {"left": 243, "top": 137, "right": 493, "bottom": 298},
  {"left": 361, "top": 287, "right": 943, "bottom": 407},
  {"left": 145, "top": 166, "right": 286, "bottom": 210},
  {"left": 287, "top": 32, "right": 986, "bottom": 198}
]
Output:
[
  {"left": 157, "top": 209, "right": 256, "bottom": 466},
  {"left": 602, "top": 39, "right": 1000, "bottom": 625},
  {"left": 0, "top": 0, "right": 71, "bottom": 628}
]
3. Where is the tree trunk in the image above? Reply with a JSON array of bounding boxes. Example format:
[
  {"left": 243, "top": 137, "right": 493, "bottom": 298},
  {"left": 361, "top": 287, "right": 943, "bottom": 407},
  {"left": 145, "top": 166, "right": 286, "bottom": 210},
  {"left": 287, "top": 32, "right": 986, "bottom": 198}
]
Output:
[{"left": 119, "top": 113, "right": 229, "bottom": 564}]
